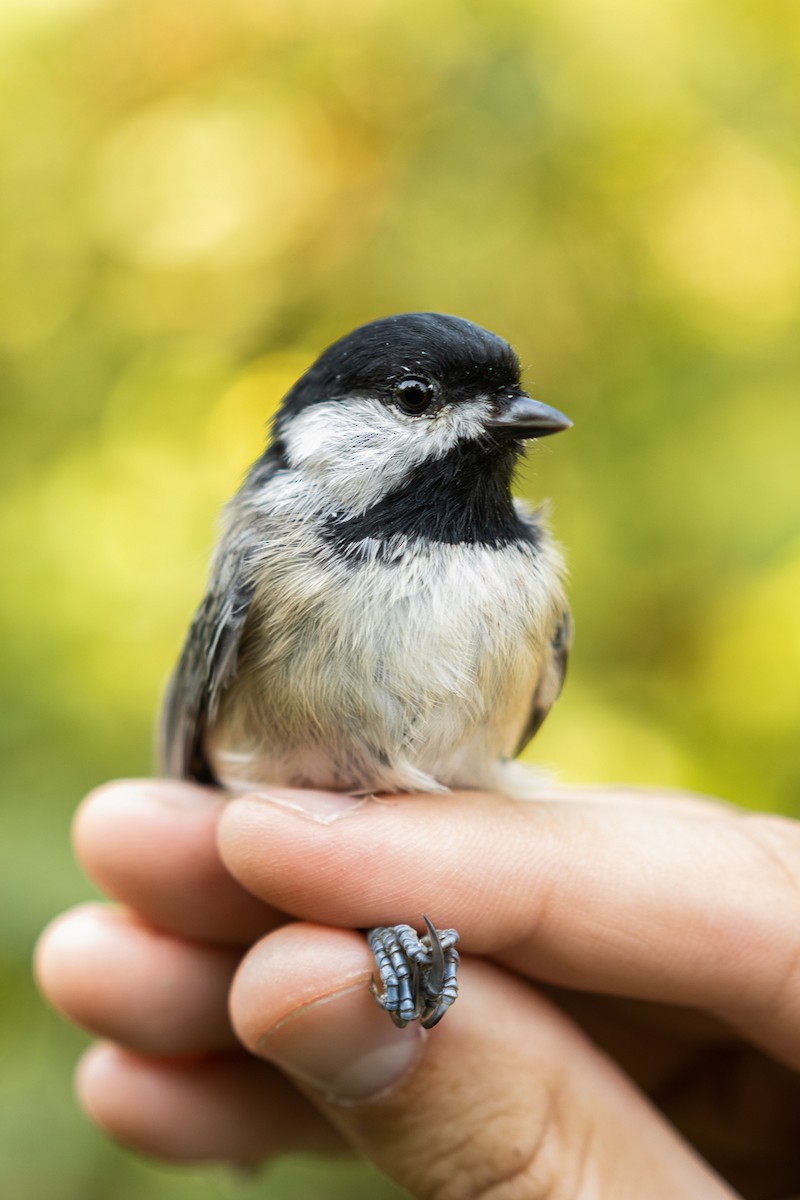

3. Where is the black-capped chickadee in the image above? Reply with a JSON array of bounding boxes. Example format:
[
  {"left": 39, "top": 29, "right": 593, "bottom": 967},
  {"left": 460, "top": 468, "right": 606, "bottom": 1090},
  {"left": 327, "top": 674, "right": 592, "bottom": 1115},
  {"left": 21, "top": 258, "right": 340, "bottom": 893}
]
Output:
[{"left": 162, "top": 312, "right": 572, "bottom": 1028}]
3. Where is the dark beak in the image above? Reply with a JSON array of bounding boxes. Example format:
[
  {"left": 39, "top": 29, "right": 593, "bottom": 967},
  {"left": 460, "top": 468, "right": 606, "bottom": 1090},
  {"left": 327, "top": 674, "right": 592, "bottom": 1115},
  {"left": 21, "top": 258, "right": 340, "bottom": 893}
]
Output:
[{"left": 484, "top": 392, "right": 572, "bottom": 440}]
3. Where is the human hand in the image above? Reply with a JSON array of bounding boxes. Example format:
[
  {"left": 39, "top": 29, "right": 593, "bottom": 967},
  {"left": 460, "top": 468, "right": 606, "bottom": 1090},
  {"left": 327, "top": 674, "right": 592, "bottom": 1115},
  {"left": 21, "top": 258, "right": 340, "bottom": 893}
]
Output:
[{"left": 36, "top": 781, "right": 800, "bottom": 1198}]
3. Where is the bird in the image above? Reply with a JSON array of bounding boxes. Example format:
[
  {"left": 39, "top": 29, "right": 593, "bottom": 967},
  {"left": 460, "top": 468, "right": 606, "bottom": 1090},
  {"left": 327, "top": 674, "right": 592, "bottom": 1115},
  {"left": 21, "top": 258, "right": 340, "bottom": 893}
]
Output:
[{"left": 161, "top": 312, "right": 572, "bottom": 1028}]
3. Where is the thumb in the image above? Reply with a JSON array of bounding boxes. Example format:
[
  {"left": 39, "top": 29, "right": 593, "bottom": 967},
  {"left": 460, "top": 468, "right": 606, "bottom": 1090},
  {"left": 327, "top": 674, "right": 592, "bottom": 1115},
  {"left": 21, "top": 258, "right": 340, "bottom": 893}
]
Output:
[{"left": 230, "top": 925, "right": 735, "bottom": 1200}]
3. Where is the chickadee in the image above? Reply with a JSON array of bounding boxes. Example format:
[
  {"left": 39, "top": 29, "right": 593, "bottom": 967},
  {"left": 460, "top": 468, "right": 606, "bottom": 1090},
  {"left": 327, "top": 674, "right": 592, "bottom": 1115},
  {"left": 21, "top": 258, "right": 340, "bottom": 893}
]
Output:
[{"left": 162, "top": 312, "right": 572, "bottom": 1028}]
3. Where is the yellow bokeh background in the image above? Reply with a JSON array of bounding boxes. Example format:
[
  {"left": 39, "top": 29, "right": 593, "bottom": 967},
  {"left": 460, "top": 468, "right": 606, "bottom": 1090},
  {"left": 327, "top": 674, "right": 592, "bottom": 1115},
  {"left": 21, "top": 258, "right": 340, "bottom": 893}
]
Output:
[{"left": 1, "top": 2, "right": 799, "bottom": 1197}]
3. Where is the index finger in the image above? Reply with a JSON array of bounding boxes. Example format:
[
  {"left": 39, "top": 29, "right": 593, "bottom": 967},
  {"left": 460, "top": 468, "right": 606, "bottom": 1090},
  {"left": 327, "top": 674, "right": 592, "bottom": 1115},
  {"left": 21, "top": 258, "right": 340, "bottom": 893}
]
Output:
[{"left": 217, "top": 786, "right": 800, "bottom": 1071}]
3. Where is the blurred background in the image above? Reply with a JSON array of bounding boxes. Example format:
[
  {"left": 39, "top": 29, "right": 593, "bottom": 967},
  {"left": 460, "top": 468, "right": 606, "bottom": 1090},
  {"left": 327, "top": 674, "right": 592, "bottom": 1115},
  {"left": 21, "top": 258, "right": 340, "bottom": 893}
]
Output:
[{"left": 1, "top": 0, "right": 799, "bottom": 1196}]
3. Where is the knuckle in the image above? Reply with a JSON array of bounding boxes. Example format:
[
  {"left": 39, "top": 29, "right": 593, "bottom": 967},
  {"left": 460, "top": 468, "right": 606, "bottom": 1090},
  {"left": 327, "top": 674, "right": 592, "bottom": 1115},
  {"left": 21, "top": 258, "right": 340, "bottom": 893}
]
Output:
[
  {"left": 708, "top": 813, "right": 800, "bottom": 1021},
  {"left": 744, "top": 812, "right": 800, "bottom": 891}
]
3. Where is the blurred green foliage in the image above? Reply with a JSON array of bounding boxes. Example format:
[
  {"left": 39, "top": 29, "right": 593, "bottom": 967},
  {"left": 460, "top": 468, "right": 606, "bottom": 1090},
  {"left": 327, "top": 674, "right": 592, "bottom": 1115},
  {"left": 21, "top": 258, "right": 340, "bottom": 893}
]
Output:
[{"left": 1, "top": 1, "right": 799, "bottom": 1197}]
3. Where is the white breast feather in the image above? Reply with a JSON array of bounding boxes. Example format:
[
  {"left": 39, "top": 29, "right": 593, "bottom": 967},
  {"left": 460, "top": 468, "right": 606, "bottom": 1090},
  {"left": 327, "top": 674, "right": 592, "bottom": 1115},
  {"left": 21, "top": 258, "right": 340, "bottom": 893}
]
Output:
[{"left": 209, "top": 469, "right": 567, "bottom": 796}]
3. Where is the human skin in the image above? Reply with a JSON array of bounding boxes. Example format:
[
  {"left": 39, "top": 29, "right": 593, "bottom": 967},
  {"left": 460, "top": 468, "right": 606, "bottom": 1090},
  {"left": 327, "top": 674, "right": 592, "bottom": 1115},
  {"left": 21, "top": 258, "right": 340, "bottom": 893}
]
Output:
[{"left": 35, "top": 781, "right": 800, "bottom": 1199}]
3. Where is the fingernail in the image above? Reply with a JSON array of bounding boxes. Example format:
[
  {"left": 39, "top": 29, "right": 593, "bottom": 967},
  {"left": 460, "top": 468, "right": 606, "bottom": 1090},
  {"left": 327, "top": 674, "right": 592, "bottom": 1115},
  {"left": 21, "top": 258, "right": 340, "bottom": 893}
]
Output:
[
  {"left": 258, "top": 984, "right": 424, "bottom": 1103},
  {"left": 239, "top": 788, "right": 366, "bottom": 824}
]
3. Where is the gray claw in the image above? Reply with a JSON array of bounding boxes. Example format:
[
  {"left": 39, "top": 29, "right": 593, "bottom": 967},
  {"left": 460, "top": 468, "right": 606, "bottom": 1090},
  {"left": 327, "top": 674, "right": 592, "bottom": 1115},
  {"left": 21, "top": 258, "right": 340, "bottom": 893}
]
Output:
[
  {"left": 421, "top": 914, "right": 445, "bottom": 994},
  {"left": 368, "top": 915, "right": 460, "bottom": 1028}
]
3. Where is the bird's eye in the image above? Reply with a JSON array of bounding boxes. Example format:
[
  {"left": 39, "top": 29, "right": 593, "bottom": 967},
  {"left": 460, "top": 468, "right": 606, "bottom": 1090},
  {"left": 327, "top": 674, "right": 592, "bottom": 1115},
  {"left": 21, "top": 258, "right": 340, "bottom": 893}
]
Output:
[{"left": 394, "top": 378, "right": 435, "bottom": 415}]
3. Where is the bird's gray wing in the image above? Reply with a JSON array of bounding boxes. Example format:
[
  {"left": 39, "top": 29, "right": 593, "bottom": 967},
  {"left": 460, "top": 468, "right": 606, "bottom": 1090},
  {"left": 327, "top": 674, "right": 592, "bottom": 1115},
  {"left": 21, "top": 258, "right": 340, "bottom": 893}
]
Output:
[
  {"left": 514, "top": 608, "right": 572, "bottom": 756},
  {"left": 160, "top": 452, "right": 281, "bottom": 784},
  {"left": 160, "top": 533, "right": 259, "bottom": 785}
]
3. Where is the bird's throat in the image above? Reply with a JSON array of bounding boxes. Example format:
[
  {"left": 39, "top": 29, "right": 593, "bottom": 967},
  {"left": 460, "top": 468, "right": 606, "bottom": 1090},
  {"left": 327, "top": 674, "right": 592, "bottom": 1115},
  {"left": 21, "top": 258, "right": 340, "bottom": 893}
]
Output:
[{"left": 319, "top": 439, "right": 536, "bottom": 551}]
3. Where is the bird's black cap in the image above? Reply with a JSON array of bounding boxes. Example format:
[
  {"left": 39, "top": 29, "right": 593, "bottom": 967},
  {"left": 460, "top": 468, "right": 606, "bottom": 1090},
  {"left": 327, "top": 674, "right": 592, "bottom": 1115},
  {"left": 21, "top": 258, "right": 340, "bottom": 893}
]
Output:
[{"left": 278, "top": 312, "right": 522, "bottom": 418}]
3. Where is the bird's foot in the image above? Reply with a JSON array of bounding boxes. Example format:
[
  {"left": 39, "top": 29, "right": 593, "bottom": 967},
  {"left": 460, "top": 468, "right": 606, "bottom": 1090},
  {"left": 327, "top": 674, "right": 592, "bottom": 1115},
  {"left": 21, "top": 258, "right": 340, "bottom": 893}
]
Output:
[{"left": 368, "top": 915, "right": 460, "bottom": 1029}]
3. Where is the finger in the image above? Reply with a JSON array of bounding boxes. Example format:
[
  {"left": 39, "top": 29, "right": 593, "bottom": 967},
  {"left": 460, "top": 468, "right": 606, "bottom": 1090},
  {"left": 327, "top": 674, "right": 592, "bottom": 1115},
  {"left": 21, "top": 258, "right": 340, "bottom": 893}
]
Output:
[
  {"left": 218, "top": 786, "right": 800, "bottom": 1071},
  {"left": 542, "top": 783, "right": 736, "bottom": 815},
  {"left": 74, "top": 780, "right": 278, "bottom": 945},
  {"left": 35, "top": 903, "right": 241, "bottom": 1055},
  {"left": 230, "top": 923, "right": 736, "bottom": 1199},
  {"left": 76, "top": 1043, "right": 344, "bottom": 1164}
]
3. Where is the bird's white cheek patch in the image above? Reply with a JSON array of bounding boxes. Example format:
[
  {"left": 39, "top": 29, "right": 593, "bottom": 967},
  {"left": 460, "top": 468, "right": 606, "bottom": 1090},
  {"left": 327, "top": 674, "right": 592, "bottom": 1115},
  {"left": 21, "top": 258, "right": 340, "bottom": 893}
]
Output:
[{"left": 283, "top": 401, "right": 412, "bottom": 511}]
